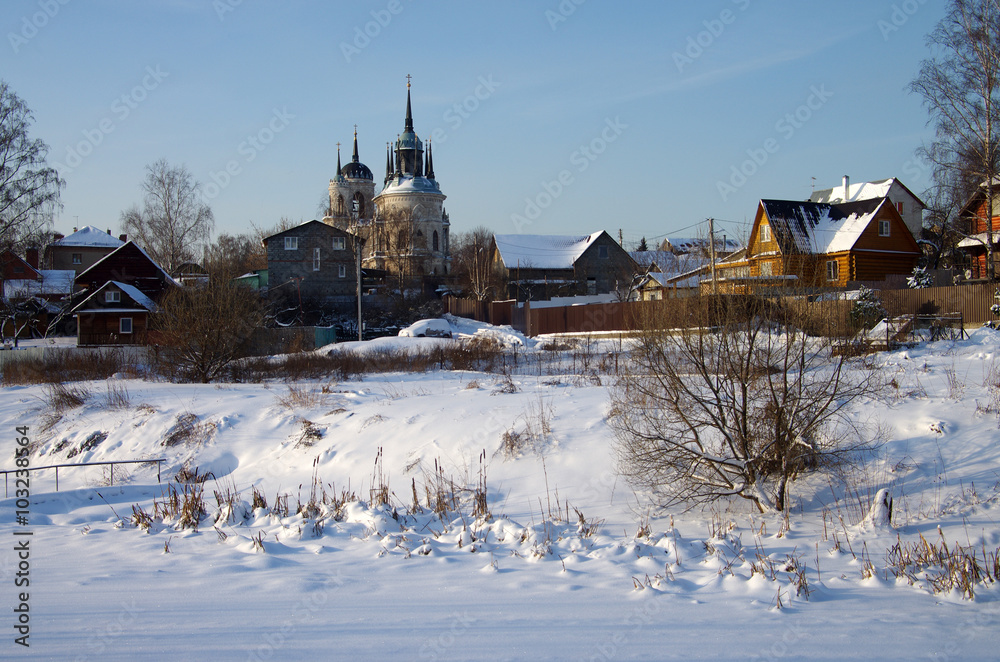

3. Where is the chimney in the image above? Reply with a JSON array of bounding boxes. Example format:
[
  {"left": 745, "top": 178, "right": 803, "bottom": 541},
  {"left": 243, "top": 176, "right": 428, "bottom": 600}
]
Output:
[
  {"left": 107, "top": 228, "right": 112, "bottom": 235},
  {"left": 26, "top": 248, "right": 39, "bottom": 270},
  {"left": 842, "top": 175, "right": 850, "bottom": 201},
  {"left": 53, "top": 233, "right": 64, "bottom": 243},
  {"left": 119, "top": 234, "right": 127, "bottom": 242}
]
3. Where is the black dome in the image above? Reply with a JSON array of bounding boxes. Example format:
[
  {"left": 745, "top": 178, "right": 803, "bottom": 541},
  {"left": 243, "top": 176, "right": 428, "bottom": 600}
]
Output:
[{"left": 341, "top": 161, "right": 373, "bottom": 180}]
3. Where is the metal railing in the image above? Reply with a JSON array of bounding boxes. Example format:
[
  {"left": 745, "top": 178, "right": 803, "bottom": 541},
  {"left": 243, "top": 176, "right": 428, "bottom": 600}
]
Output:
[{"left": 2, "top": 458, "right": 165, "bottom": 497}]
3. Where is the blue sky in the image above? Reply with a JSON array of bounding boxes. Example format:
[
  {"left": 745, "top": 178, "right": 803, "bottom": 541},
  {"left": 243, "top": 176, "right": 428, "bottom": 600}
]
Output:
[{"left": 3, "top": 0, "right": 943, "bottom": 250}]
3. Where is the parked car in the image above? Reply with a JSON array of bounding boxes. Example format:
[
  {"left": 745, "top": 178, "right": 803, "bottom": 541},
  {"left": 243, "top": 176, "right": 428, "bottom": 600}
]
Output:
[{"left": 398, "top": 319, "right": 453, "bottom": 338}]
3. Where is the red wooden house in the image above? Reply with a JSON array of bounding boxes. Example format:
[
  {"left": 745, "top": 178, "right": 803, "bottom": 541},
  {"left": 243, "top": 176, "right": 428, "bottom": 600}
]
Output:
[{"left": 956, "top": 178, "right": 1000, "bottom": 280}]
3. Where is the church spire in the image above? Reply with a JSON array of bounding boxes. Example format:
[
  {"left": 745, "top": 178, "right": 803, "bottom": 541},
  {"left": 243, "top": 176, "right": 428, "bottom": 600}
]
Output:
[
  {"left": 427, "top": 139, "right": 435, "bottom": 179},
  {"left": 404, "top": 74, "right": 414, "bottom": 133},
  {"left": 385, "top": 142, "right": 393, "bottom": 183},
  {"left": 352, "top": 125, "right": 360, "bottom": 162},
  {"left": 336, "top": 142, "right": 342, "bottom": 173}
]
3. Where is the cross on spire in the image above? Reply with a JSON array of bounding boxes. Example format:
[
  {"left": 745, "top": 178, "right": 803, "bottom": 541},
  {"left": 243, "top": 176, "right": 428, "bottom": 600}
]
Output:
[{"left": 406, "top": 73, "right": 411, "bottom": 88}]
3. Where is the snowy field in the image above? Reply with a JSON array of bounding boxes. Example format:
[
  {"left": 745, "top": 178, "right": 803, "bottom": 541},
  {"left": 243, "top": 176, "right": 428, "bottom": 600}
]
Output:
[{"left": 1, "top": 320, "right": 999, "bottom": 660}]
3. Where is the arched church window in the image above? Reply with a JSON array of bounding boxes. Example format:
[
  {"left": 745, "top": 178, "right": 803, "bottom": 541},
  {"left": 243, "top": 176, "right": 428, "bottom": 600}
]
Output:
[
  {"left": 352, "top": 192, "right": 365, "bottom": 216},
  {"left": 432, "top": 230, "right": 439, "bottom": 252},
  {"left": 397, "top": 230, "right": 407, "bottom": 252},
  {"left": 335, "top": 195, "right": 346, "bottom": 216}
]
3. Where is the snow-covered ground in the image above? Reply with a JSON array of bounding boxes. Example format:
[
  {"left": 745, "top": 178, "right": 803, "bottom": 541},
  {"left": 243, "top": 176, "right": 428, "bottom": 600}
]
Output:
[{"left": 1, "top": 323, "right": 999, "bottom": 660}]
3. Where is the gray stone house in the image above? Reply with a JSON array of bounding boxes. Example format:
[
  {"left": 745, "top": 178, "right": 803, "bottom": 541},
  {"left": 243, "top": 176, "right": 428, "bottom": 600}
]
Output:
[{"left": 263, "top": 221, "right": 361, "bottom": 308}]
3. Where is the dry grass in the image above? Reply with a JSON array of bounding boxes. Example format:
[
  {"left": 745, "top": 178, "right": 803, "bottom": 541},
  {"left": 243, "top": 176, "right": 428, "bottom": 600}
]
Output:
[
  {"left": 4, "top": 348, "right": 143, "bottom": 385},
  {"left": 274, "top": 384, "right": 327, "bottom": 410},
  {"left": 162, "top": 413, "right": 215, "bottom": 447},
  {"left": 103, "top": 381, "right": 131, "bottom": 409},
  {"left": 887, "top": 527, "right": 999, "bottom": 599},
  {"left": 44, "top": 382, "right": 91, "bottom": 410}
]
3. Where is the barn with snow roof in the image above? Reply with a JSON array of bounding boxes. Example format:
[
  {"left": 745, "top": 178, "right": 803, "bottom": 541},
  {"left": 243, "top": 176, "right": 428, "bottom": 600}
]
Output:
[{"left": 489, "top": 231, "right": 638, "bottom": 301}]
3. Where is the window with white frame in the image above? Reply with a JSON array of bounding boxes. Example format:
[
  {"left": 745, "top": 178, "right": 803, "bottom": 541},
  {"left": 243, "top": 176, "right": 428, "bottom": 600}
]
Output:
[
  {"left": 284, "top": 236, "right": 298, "bottom": 250},
  {"left": 760, "top": 224, "right": 771, "bottom": 243},
  {"left": 105, "top": 290, "right": 121, "bottom": 303},
  {"left": 826, "top": 260, "right": 839, "bottom": 281},
  {"left": 760, "top": 261, "right": 773, "bottom": 277},
  {"left": 313, "top": 247, "right": 321, "bottom": 271},
  {"left": 332, "top": 237, "right": 346, "bottom": 251},
  {"left": 879, "top": 219, "right": 890, "bottom": 237},
  {"left": 338, "top": 264, "right": 346, "bottom": 278},
  {"left": 120, "top": 317, "right": 133, "bottom": 334}
]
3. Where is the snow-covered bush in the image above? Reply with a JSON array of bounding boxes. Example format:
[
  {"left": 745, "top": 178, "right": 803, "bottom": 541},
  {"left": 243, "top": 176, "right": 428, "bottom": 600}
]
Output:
[
  {"left": 906, "top": 266, "right": 933, "bottom": 289},
  {"left": 850, "top": 286, "right": 887, "bottom": 330}
]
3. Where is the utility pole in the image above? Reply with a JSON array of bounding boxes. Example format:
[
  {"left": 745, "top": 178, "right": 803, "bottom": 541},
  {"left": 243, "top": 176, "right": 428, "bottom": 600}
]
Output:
[
  {"left": 708, "top": 217, "right": 718, "bottom": 295},
  {"left": 356, "top": 236, "right": 363, "bottom": 341}
]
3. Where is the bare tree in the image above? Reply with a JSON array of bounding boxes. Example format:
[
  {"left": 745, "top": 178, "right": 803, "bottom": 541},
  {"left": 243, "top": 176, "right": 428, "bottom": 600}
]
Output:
[
  {"left": 609, "top": 297, "right": 881, "bottom": 513},
  {"left": 151, "top": 274, "right": 266, "bottom": 383},
  {"left": 203, "top": 232, "right": 266, "bottom": 276},
  {"left": 120, "top": 159, "right": 214, "bottom": 274},
  {"left": 452, "top": 225, "right": 497, "bottom": 300},
  {"left": 910, "top": 0, "right": 1000, "bottom": 278},
  {"left": 0, "top": 81, "right": 63, "bottom": 251}
]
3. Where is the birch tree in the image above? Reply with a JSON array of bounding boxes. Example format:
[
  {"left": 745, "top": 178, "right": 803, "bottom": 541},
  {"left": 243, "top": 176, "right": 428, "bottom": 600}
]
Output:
[
  {"left": 120, "top": 159, "right": 214, "bottom": 274},
  {"left": 911, "top": 0, "right": 1000, "bottom": 279},
  {"left": 0, "top": 81, "right": 63, "bottom": 250}
]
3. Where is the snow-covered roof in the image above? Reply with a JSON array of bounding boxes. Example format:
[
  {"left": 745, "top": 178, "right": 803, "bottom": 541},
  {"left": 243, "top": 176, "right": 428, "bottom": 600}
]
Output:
[
  {"left": 810, "top": 177, "right": 925, "bottom": 209},
  {"left": 760, "top": 198, "right": 886, "bottom": 255},
  {"left": 378, "top": 175, "right": 441, "bottom": 195},
  {"left": 810, "top": 179, "right": 893, "bottom": 204},
  {"left": 113, "top": 281, "right": 158, "bottom": 311},
  {"left": 72, "top": 280, "right": 159, "bottom": 314},
  {"left": 51, "top": 226, "right": 125, "bottom": 248},
  {"left": 493, "top": 232, "right": 604, "bottom": 270},
  {"left": 662, "top": 237, "right": 742, "bottom": 254},
  {"left": 957, "top": 232, "right": 1000, "bottom": 248},
  {"left": 3, "top": 270, "right": 75, "bottom": 299}
]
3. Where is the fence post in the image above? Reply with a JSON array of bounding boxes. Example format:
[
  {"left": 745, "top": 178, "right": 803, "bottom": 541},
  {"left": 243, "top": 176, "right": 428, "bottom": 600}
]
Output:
[{"left": 55, "top": 466, "right": 59, "bottom": 492}]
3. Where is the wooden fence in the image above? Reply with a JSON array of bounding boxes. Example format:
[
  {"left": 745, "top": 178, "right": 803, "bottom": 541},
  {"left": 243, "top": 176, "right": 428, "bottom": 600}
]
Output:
[{"left": 445, "top": 282, "right": 999, "bottom": 337}]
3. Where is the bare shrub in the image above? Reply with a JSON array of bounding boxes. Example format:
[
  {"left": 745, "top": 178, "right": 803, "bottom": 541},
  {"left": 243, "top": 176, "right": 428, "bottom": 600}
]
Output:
[
  {"left": 162, "top": 413, "right": 214, "bottom": 447},
  {"left": 66, "top": 430, "right": 107, "bottom": 458},
  {"left": 44, "top": 382, "right": 91, "bottom": 410},
  {"left": 275, "top": 384, "right": 326, "bottom": 410},
  {"left": 151, "top": 274, "right": 266, "bottom": 383},
  {"left": 294, "top": 419, "right": 324, "bottom": 449},
  {"left": 103, "top": 381, "right": 131, "bottom": 409},
  {"left": 609, "top": 295, "right": 882, "bottom": 513},
  {"left": 497, "top": 396, "right": 553, "bottom": 459}
]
